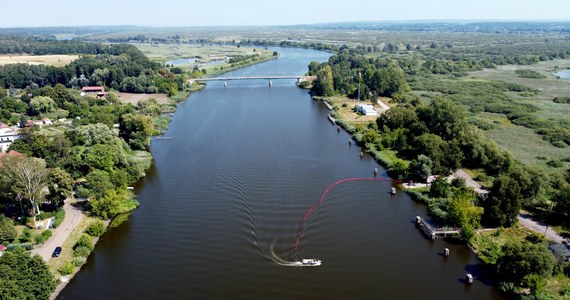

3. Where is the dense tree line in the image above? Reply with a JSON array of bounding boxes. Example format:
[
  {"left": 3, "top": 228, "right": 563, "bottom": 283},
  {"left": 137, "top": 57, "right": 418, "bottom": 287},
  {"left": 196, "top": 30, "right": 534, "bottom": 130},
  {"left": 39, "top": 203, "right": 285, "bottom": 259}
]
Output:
[
  {"left": 308, "top": 52, "right": 410, "bottom": 99},
  {"left": 0, "top": 41, "right": 182, "bottom": 95},
  {"left": 0, "top": 39, "right": 107, "bottom": 55}
]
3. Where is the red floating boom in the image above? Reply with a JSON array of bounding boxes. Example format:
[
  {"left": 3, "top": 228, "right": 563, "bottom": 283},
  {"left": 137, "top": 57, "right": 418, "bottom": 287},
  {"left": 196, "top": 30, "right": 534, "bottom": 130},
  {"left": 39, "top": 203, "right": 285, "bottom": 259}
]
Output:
[{"left": 295, "top": 177, "right": 401, "bottom": 252}]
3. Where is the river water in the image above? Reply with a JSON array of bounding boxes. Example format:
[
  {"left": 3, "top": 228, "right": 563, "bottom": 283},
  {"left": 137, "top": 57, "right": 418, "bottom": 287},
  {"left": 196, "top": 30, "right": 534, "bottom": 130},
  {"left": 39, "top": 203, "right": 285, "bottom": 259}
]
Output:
[{"left": 59, "top": 48, "right": 502, "bottom": 299}]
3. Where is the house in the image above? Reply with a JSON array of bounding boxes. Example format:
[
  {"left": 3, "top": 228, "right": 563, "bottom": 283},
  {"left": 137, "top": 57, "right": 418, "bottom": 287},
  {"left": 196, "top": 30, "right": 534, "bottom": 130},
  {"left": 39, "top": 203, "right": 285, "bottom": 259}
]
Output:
[
  {"left": 42, "top": 117, "right": 53, "bottom": 125},
  {"left": 81, "top": 86, "right": 106, "bottom": 97},
  {"left": 357, "top": 104, "right": 378, "bottom": 116},
  {"left": 0, "top": 127, "right": 19, "bottom": 152},
  {"left": 0, "top": 244, "right": 6, "bottom": 256}
]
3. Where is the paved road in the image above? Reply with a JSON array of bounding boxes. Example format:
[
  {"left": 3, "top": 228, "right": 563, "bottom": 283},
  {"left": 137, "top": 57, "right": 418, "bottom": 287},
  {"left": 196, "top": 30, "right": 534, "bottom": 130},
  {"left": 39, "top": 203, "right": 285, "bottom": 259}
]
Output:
[
  {"left": 31, "top": 199, "right": 83, "bottom": 261},
  {"left": 517, "top": 212, "right": 565, "bottom": 244}
]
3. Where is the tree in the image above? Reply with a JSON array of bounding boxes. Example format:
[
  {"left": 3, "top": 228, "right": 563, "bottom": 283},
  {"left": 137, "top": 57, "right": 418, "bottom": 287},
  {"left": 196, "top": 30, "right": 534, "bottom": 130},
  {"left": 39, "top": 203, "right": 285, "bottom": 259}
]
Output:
[
  {"left": 430, "top": 176, "right": 451, "bottom": 198},
  {"left": 483, "top": 175, "right": 522, "bottom": 227},
  {"left": 310, "top": 65, "right": 335, "bottom": 97},
  {"left": 119, "top": 113, "right": 154, "bottom": 150},
  {"left": 0, "top": 156, "right": 48, "bottom": 227},
  {"left": 408, "top": 155, "right": 432, "bottom": 182},
  {"left": 447, "top": 190, "right": 482, "bottom": 242},
  {"left": 417, "top": 97, "right": 466, "bottom": 140},
  {"left": 29, "top": 96, "right": 55, "bottom": 114},
  {"left": 46, "top": 168, "right": 73, "bottom": 207},
  {"left": 89, "top": 189, "right": 138, "bottom": 219},
  {"left": 0, "top": 215, "right": 17, "bottom": 242},
  {"left": 554, "top": 184, "right": 570, "bottom": 222},
  {"left": 67, "top": 123, "right": 118, "bottom": 147},
  {"left": 0, "top": 247, "right": 56, "bottom": 299},
  {"left": 376, "top": 106, "right": 418, "bottom": 131},
  {"left": 137, "top": 98, "right": 161, "bottom": 117},
  {"left": 496, "top": 240, "right": 555, "bottom": 284},
  {"left": 85, "top": 144, "right": 119, "bottom": 173},
  {"left": 85, "top": 170, "right": 114, "bottom": 200}
]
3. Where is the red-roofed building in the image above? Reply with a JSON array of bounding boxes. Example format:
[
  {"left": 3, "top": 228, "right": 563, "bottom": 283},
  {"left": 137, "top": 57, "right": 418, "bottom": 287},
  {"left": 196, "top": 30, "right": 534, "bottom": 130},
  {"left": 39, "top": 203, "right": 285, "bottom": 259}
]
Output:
[
  {"left": 0, "top": 244, "right": 6, "bottom": 256},
  {"left": 81, "top": 86, "right": 106, "bottom": 97}
]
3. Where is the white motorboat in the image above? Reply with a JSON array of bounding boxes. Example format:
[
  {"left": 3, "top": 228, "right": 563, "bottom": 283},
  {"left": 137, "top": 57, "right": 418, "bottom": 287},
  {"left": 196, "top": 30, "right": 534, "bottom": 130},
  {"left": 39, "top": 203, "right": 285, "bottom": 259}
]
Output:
[{"left": 300, "top": 258, "right": 322, "bottom": 266}]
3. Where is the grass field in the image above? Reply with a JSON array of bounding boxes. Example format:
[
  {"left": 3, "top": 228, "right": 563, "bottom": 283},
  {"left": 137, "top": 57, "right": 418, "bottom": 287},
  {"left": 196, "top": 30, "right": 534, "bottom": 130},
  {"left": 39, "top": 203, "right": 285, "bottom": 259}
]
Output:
[
  {"left": 133, "top": 43, "right": 274, "bottom": 75},
  {"left": 0, "top": 54, "right": 78, "bottom": 67},
  {"left": 443, "top": 59, "right": 570, "bottom": 171},
  {"left": 134, "top": 43, "right": 263, "bottom": 62},
  {"left": 484, "top": 117, "right": 570, "bottom": 169}
]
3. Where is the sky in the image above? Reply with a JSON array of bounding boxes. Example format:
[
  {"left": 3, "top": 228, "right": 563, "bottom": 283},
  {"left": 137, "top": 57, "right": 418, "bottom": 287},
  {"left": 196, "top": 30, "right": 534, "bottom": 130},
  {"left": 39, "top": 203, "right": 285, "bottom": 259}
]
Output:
[{"left": 2, "top": 0, "right": 570, "bottom": 27}]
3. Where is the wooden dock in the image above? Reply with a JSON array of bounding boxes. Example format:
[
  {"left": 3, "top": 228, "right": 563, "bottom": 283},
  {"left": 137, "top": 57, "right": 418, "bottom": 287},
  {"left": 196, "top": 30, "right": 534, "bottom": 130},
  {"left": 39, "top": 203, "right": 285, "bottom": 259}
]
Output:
[{"left": 415, "top": 216, "right": 460, "bottom": 240}]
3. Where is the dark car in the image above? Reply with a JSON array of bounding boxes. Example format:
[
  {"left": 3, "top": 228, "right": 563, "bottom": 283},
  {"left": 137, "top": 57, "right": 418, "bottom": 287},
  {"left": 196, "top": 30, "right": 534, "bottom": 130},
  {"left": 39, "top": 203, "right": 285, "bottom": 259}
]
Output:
[{"left": 52, "top": 246, "right": 62, "bottom": 257}]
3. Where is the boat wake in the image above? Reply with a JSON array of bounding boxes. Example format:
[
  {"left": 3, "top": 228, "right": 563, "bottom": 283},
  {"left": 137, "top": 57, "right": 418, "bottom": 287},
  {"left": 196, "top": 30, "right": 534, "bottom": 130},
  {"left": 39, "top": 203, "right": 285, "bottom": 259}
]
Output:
[{"left": 269, "top": 241, "right": 321, "bottom": 267}]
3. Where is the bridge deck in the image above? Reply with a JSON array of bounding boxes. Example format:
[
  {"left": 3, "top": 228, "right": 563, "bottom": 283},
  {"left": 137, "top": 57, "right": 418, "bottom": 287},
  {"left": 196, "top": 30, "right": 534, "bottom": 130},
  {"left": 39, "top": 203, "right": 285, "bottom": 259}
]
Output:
[{"left": 196, "top": 75, "right": 303, "bottom": 81}]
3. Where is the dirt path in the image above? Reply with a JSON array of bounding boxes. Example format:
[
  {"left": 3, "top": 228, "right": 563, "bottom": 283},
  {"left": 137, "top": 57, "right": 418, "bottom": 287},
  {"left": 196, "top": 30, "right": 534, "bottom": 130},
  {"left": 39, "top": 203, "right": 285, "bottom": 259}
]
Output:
[{"left": 31, "top": 199, "right": 83, "bottom": 261}]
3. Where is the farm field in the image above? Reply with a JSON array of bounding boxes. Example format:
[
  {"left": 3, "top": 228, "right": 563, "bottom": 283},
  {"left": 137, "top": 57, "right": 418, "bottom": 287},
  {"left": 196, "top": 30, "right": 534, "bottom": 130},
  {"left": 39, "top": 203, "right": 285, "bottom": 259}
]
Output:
[{"left": 0, "top": 54, "right": 78, "bottom": 66}]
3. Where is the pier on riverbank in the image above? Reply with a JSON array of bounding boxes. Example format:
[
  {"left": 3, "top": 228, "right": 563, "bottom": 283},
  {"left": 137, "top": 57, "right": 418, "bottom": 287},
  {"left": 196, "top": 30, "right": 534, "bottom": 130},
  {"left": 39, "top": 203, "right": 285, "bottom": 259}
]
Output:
[{"left": 416, "top": 216, "right": 460, "bottom": 240}]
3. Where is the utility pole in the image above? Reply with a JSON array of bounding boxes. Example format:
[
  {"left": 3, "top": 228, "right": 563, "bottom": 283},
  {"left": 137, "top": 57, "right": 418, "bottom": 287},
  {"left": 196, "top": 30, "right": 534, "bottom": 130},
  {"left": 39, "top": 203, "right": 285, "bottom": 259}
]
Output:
[{"left": 356, "top": 71, "right": 361, "bottom": 110}]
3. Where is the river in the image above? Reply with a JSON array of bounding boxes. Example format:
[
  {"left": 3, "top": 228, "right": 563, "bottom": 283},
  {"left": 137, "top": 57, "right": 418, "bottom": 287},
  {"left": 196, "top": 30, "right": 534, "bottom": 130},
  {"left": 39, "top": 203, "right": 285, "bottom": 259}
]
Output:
[{"left": 59, "top": 48, "right": 502, "bottom": 299}]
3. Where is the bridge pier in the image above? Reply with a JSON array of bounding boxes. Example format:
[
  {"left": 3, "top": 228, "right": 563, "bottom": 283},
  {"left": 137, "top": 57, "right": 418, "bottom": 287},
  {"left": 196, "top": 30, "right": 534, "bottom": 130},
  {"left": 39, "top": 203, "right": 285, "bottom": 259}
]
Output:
[
  {"left": 224, "top": 81, "right": 227, "bottom": 88},
  {"left": 268, "top": 80, "right": 272, "bottom": 87}
]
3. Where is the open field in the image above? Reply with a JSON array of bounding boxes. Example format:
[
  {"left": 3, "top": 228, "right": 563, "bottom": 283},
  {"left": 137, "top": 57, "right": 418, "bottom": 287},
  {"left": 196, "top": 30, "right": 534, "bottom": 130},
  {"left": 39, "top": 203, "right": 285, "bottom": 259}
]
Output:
[
  {"left": 327, "top": 95, "right": 390, "bottom": 125},
  {"left": 411, "top": 59, "right": 570, "bottom": 172},
  {"left": 117, "top": 92, "right": 169, "bottom": 105},
  {"left": 469, "top": 59, "right": 570, "bottom": 123},
  {"left": 134, "top": 43, "right": 263, "bottom": 62},
  {"left": 0, "top": 54, "right": 78, "bottom": 66},
  {"left": 484, "top": 117, "right": 570, "bottom": 169}
]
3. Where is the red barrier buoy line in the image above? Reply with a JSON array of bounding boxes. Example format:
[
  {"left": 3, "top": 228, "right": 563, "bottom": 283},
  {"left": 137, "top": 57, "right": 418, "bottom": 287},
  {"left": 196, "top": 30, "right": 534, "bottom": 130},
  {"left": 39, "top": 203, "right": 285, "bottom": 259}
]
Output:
[{"left": 294, "top": 177, "right": 402, "bottom": 252}]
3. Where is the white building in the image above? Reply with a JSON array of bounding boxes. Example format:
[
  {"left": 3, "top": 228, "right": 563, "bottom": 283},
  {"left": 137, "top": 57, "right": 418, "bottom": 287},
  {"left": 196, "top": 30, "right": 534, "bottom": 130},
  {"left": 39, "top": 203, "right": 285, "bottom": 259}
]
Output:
[
  {"left": 357, "top": 104, "right": 378, "bottom": 116},
  {"left": 0, "top": 127, "right": 19, "bottom": 152}
]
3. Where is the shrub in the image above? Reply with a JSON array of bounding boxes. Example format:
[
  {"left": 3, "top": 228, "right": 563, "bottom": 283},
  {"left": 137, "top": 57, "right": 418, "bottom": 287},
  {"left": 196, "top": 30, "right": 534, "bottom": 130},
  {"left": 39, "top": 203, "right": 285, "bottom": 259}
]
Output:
[
  {"left": 551, "top": 140, "right": 567, "bottom": 148},
  {"left": 547, "top": 160, "right": 563, "bottom": 168},
  {"left": 85, "top": 220, "right": 105, "bottom": 237},
  {"left": 553, "top": 96, "right": 570, "bottom": 104},
  {"left": 20, "top": 227, "right": 32, "bottom": 242},
  {"left": 515, "top": 69, "right": 546, "bottom": 79},
  {"left": 34, "top": 230, "right": 52, "bottom": 244},
  {"left": 6, "top": 243, "right": 33, "bottom": 250},
  {"left": 0, "top": 215, "right": 17, "bottom": 242},
  {"left": 59, "top": 262, "right": 75, "bottom": 276},
  {"left": 72, "top": 257, "right": 87, "bottom": 267},
  {"left": 53, "top": 210, "right": 65, "bottom": 228},
  {"left": 74, "top": 234, "right": 93, "bottom": 251},
  {"left": 73, "top": 246, "right": 92, "bottom": 258}
]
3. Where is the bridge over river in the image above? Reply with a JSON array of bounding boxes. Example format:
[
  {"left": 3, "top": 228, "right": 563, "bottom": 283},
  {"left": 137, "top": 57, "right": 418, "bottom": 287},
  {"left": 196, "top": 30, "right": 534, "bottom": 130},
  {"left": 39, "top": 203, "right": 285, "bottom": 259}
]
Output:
[{"left": 190, "top": 75, "right": 314, "bottom": 86}]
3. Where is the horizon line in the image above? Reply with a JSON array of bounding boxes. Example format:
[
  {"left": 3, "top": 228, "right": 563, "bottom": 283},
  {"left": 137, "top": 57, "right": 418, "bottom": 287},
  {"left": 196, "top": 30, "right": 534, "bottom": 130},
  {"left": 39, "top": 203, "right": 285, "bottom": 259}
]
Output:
[{"left": 2, "top": 19, "right": 570, "bottom": 29}]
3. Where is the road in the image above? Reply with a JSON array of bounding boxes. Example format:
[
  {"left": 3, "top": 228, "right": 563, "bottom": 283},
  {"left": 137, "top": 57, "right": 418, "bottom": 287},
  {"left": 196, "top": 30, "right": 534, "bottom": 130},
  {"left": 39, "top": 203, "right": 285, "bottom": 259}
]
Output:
[
  {"left": 31, "top": 199, "right": 83, "bottom": 261},
  {"left": 517, "top": 212, "right": 565, "bottom": 244}
]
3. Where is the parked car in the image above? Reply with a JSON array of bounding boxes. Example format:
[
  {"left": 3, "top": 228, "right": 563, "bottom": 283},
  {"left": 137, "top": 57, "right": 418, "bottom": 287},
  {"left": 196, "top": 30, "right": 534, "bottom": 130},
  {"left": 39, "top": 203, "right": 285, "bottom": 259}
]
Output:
[{"left": 52, "top": 246, "right": 62, "bottom": 257}]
